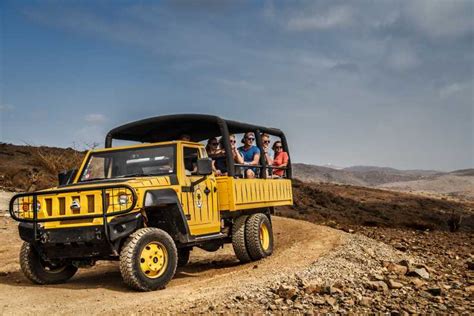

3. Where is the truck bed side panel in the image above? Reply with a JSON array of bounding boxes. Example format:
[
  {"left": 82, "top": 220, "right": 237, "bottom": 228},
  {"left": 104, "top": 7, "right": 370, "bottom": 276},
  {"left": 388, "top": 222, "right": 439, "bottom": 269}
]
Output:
[{"left": 216, "top": 177, "right": 293, "bottom": 211}]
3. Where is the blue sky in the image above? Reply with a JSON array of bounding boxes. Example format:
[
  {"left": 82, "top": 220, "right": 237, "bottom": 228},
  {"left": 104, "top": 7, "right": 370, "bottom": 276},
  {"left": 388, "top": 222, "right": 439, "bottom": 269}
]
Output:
[{"left": 0, "top": 0, "right": 472, "bottom": 170}]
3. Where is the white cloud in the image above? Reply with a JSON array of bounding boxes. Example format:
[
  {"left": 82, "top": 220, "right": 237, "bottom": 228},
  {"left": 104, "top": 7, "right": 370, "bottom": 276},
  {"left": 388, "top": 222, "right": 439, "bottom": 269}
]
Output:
[
  {"left": 439, "top": 82, "right": 471, "bottom": 98},
  {"left": 404, "top": 0, "right": 474, "bottom": 39},
  {"left": 84, "top": 113, "right": 106, "bottom": 124},
  {"left": 287, "top": 5, "right": 354, "bottom": 31}
]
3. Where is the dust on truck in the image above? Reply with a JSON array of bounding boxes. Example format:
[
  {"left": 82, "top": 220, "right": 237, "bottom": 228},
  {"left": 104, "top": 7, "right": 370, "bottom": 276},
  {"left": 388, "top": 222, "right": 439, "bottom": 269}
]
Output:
[{"left": 9, "top": 114, "right": 293, "bottom": 291}]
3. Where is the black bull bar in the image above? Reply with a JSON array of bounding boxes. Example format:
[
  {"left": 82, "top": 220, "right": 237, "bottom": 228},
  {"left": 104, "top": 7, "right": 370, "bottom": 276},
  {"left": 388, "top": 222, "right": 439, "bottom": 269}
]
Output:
[{"left": 9, "top": 184, "right": 138, "bottom": 244}]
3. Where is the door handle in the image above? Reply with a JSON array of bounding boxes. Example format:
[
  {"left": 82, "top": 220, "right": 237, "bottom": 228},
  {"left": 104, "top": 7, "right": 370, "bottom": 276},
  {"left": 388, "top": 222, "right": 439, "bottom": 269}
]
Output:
[{"left": 204, "top": 187, "right": 211, "bottom": 195}]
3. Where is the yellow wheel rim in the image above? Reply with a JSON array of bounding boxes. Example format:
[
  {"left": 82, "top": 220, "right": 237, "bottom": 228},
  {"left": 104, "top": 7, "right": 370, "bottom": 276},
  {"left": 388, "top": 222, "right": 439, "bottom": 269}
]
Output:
[
  {"left": 139, "top": 242, "right": 168, "bottom": 279},
  {"left": 259, "top": 222, "right": 270, "bottom": 251}
]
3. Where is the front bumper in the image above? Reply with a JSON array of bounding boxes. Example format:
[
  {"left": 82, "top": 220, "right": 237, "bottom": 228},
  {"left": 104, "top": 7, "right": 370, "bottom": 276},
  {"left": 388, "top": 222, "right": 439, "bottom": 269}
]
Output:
[{"left": 19, "top": 213, "right": 143, "bottom": 259}]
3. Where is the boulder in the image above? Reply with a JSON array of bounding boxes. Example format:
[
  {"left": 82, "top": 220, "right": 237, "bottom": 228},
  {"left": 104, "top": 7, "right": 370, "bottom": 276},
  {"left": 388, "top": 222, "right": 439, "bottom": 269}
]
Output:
[
  {"left": 387, "top": 263, "right": 408, "bottom": 276},
  {"left": 411, "top": 278, "right": 425, "bottom": 289},
  {"left": 387, "top": 279, "right": 404, "bottom": 289},
  {"left": 303, "top": 281, "right": 324, "bottom": 295},
  {"left": 276, "top": 285, "right": 297, "bottom": 300},
  {"left": 365, "top": 281, "right": 389, "bottom": 292},
  {"left": 407, "top": 268, "right": 430, "bottom": 280}
]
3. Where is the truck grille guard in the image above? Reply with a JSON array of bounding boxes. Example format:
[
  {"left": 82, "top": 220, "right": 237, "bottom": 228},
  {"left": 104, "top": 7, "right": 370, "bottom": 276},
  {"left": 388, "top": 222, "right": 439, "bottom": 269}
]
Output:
[{"left": 9, "top": 184, "right": 138, "bottom": 245}]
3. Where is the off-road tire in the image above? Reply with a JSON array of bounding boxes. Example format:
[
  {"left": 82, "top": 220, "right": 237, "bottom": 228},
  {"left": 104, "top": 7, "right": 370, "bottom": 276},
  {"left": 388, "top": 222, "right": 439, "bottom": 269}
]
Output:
[
  {"left": 232, "top": 215, "right": 251, "bottom": 263},
  {"left": 177, "top": 247, "right": 191, "bottom": 267},
  {"left": 245, "top": 213, "right": 274, "bottom": 260},
  {"left": 119, "top": 228, "right": 177, "bottom": 291},
  {"left": 20, "top": 242, "right": 78, "bottom": 284}
]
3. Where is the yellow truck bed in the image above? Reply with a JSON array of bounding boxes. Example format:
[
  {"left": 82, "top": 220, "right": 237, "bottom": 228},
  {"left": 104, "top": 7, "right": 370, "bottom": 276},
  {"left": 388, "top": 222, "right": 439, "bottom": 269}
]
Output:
[{"left": 217, "top": 177, "right": 293, "bottom": 211}]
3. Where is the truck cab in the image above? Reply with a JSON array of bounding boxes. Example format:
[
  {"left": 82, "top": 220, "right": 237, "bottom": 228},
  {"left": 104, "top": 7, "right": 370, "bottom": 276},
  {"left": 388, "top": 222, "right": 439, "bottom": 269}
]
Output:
[{"left": 10, "top": 114, "right": 293, "bottom": 291}]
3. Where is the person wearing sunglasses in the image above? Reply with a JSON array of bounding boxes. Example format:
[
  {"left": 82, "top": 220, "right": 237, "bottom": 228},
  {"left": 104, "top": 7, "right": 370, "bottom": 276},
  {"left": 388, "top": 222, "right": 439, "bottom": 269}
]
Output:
[
  {"left": 206, "top": 137, "right": 220, "bottom": 157},
  {"left": 212, "top": 134, "right": 243, "bottom": 176},
  {"left": 272, "top": 140, "right": 288, "bottom": 178},
  {"left": 238, "top": 132, "right": 261, "bottom": 178},
  {"left": 261, "top": 133, "right": 274, "bottom": 175}
]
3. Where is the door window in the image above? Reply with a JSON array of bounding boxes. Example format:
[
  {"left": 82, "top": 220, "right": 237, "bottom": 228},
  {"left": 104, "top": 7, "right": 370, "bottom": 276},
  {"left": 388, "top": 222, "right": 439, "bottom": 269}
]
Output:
[{"left": 183, "top": 147, "right": 200, "bottom": 176}]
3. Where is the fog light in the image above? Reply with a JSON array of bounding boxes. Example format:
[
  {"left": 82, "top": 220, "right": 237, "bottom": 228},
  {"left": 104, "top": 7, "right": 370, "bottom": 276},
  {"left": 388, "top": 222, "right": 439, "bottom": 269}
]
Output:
[{"left": 118, "top": 195, "right": 128, "bottom": 205}]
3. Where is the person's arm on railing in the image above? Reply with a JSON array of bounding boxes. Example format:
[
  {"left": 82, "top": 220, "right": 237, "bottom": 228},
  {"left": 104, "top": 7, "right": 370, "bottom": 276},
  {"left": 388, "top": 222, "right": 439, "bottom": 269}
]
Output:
[{"left": 249, "top": 152, "right": 260, "bottom": 166}]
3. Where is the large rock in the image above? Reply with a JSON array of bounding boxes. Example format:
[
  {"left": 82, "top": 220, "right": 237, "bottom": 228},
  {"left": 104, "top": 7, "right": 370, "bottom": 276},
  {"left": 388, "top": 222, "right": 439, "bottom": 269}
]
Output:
[
  {"left": 276, "top": 285, "right": 297, "bottom": 300},
  {"left": 365, "top": 281, "right": 389, "bottom": 292},
  {"left": 387, "top": 279, "right": 404, "bottom": 289},
  {"left": 407, "top": 267, "right": 430, "bottom": 280},
  {"left": 387, "top": 263, "right": 408, "bottom": 276},
  {"left": 303, "top": 281, "right": 324, "bottom": 295},
  {"left": 410, "top": 278, "right": 425, "bottom": 289}
]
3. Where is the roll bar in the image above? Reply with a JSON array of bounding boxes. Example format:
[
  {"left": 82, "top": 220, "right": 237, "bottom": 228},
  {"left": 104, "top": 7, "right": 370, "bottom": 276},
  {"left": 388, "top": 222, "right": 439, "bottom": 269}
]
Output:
[{"left": 105, "top": 114, "right": 292, "bottom": 179}]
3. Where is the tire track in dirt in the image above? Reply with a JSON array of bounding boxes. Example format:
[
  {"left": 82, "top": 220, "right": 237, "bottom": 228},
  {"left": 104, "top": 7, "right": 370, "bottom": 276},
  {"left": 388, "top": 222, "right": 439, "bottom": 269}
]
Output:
[{"left": 0, "top": 216, "right": 343, "bottom": 315}]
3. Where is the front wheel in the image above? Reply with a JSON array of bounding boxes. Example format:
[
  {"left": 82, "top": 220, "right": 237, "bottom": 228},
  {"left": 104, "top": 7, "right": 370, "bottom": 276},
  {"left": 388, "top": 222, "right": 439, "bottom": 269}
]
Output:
[
  {"left": 120, "top": 228, "right": 177, "bottom": 291},
  {"left": 20, "top": 242, "right": 78, "bottom": 284}
]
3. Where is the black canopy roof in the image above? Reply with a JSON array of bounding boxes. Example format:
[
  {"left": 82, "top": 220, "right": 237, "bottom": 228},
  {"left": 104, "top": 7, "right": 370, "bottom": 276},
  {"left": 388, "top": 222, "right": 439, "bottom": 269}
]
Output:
[{"left": 106, "top": 114, "right": 284, "bottom": 145}]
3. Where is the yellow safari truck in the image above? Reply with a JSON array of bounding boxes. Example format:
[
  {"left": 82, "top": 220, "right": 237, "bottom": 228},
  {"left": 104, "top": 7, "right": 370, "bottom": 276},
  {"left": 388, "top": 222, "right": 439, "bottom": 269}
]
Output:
[{"left": 9, "top": 114, "right": 293, "bottom": 291}]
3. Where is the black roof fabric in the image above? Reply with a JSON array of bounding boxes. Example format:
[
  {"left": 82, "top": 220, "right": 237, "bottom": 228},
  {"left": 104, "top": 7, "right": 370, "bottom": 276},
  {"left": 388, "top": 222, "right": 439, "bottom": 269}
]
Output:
[{"left": 106, "top": 114, "right": 284, "bottom": 143}]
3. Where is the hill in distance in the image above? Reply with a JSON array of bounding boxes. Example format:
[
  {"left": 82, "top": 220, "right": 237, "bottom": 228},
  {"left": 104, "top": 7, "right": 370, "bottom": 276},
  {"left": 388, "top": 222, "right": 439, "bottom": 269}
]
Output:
[{"left": 293, "top": 163, "right": 474, "bottom": 201}]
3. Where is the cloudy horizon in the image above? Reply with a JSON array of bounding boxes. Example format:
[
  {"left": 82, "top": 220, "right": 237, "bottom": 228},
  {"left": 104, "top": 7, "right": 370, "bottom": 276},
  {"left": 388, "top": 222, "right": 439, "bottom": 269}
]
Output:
[{"left": 1, "top": 1, "right": 472, "bottom": 171}]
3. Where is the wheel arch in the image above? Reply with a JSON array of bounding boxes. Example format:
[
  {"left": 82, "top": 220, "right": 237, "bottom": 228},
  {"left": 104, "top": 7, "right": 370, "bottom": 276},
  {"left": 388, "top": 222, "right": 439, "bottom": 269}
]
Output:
[{"left": 143, "top": 189, "right": 191, "bottom": 244}]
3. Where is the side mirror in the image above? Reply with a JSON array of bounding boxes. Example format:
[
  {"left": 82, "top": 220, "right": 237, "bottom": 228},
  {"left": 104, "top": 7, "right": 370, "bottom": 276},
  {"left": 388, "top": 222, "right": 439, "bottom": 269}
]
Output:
[
  {"left": 196, "top": 158, "right": 213, "bottom": 176},
  {"left": 58, "top": 169, "right": 78, "bottom": 186}
]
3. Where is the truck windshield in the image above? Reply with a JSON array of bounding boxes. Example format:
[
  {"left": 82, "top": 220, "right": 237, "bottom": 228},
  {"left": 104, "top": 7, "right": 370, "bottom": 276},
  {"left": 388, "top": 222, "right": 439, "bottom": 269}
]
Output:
[{"left": 79, "top": 145, "right": 175, "bottom": 182}]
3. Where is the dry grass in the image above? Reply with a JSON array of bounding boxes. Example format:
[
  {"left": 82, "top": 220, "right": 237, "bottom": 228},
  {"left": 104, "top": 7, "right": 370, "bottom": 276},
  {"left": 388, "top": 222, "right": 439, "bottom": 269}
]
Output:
[
  {"left": 32, "top": 147, "right": 84, "bottom": 175},
  {"left": 0, "top": 143, "right": 86, "bottom": 191}
]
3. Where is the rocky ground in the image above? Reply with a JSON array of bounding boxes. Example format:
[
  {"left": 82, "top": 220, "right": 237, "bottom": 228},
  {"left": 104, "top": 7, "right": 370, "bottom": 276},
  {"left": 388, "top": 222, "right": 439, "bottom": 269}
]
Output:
[{"left": 184, "top": 232, "right": 473, "bottom": 314}]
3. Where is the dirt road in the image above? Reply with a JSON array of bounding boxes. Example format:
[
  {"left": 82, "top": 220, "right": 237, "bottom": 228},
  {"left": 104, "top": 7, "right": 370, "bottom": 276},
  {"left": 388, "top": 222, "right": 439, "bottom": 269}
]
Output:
[{"left": 0, "top": 216, "right": 342, "bottom": 315}]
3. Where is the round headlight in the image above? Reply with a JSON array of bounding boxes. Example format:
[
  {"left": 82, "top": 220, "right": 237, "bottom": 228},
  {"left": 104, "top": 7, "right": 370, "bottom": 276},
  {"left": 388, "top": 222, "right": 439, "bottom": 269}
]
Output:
[{"left": 118, "top": 195, "right": 129, "bottom": 205}]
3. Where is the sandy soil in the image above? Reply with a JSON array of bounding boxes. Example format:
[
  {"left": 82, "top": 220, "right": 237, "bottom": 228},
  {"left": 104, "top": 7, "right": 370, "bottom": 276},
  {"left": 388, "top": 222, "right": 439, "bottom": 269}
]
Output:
[
  {"left": 0, "top": 216, "right": 342, "bottom": 315},
  {"left": 0, "top": 191, "right": 14, "bottom": 212}
]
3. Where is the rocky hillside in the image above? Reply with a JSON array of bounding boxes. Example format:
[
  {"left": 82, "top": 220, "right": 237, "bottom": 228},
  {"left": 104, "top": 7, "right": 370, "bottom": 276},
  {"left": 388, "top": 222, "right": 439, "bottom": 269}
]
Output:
[
  {"left": 278, "top": 180, "right": 474, "bottom": 232},
  {"left": 0, "top": 143, "right": 85, "bottom": 191},
  {"left": 293, "top": 163, "right": 474, "bottom": 201}
]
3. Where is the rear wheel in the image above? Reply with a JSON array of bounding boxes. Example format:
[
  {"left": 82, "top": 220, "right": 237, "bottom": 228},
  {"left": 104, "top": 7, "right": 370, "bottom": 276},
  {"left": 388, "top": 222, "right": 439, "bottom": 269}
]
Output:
[
  {"left": 232, "top": 215, "right": 251, "bottom": 263},
  {"left": 120, "top": 228, "right": 177, "bottom": 291},
  {"left": 177, "top": 247, "right": 191, "bottom": 267},
  {"left": 20, "top": 242, "right": 77, "bottom": 284},
  {"left": 245, "top": 213, "right": 274, "bottom": 260}
]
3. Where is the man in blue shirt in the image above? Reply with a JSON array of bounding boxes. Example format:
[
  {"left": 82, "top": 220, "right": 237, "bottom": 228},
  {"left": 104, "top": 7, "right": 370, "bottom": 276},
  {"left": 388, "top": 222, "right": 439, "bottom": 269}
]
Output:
[{"left": 238, "top": 132, "right": 261, "bottom": 178}]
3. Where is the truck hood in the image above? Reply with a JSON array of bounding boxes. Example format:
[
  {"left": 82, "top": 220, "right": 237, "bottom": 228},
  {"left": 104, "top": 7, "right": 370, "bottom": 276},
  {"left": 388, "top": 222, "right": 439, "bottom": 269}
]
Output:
[{"left": 40, "top": 175, "right": 176, "bottom": 193}]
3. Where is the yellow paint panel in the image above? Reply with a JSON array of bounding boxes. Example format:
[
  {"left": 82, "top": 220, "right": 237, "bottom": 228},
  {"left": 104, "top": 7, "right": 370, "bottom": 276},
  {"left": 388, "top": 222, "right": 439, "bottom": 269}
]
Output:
[{"left": 215, "top": 177, "right": 292, "bottom": 211}]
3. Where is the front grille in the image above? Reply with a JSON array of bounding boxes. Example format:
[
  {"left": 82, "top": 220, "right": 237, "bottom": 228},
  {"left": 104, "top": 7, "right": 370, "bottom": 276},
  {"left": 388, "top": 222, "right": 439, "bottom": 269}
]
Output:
[{"left": 9, "top": 185, "right": 137, "bottom": 223}]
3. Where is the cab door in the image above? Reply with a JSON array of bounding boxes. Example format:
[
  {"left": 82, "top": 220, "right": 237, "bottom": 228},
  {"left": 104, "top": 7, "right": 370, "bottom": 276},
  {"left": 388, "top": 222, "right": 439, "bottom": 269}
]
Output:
[{"left": 181, "top": 145, "right": 220, "bottom": 236}]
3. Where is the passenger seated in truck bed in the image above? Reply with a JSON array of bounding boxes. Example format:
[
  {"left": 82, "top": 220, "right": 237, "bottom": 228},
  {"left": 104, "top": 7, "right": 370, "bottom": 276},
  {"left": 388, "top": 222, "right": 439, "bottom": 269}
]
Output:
[
  {"left": 238, "top": 132, "right": 261, "bottom": 179},
  {"left": 208, "top": 135, "right": 243, "bottom": 176}
]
